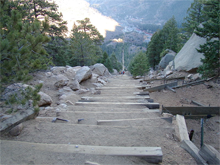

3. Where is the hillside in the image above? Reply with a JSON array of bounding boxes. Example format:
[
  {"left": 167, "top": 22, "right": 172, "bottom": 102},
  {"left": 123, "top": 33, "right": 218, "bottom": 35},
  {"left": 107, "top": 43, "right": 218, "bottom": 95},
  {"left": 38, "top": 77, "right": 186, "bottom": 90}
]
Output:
[
  {"left": 86, "top": 0, "right": 193, "bottom": 27},
  {"left": 52, "top": 0, "right": 193, "bottom": 68}
]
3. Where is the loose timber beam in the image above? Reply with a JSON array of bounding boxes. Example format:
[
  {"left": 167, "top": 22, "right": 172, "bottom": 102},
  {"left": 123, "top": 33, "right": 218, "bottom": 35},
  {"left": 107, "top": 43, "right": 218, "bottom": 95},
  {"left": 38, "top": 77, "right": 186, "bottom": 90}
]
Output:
[
  {"left": 1, "top": 140, "right": 163, "bottom": 164},
  {"left": 162, "top": 106, "right": 220, "bottom": 116},
  {"left": 181, "top": 140, "right": 208, "bottom": 165},
  {"left": 81, "top": 96, "right": 150, "bottom": 101},
  {"left": 191, "top": 100, "right": 206, "bottom": 107},
  {"left": 174, "top": 115, "right": 208, "bottom": 165},
  {"left": 143, "top": 82, "right": 178, "bottom": 92},
  {"left": 166, "top": 86, "right": 176, "bottom": 93},
  {"left": 173, "top": 79, "right": 207, "bottom": 89},
  {"left": 97, "top": 117, "right": 171, "bottom": 125},
  {"left": 175, "top": 115, "right": 190, "bottom": 141},
  {"left": 133, "top": 91, "right": 149, "bottom": 95},
  {"left": 144, "top": 76, "right": 185, "bottom": 82},
  {"left": 75, "top": 102, "right": 160, "bottom": 109},
  {"left": 199, "top": 144, "right": 220, "bottom": 165}
]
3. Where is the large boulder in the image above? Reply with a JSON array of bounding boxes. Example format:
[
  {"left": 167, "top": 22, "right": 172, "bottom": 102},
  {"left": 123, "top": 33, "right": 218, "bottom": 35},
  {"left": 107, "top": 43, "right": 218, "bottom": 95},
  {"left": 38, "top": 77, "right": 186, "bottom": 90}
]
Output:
[
  {"left": 38, "top": 92, "right": 53, "bottom": 107},
  {"left": 51, "top": 66, "right": 66, "bottom": 75},
  {"left": 64, "top": 66, "right": 81, "bottom": 79},
  {"left": 68, "top": 79, "right": 81, "bottom": 91},
  {"left": 91, "top": 63, "right": 110, "bottom": 76},
  {"left": 75, "top": 66, "right": 92, "bottom": 83},
  {"left": 53, "top": 74, "right": 69, "bottom": 89},
  {"left": 158, "top": 50, "right": 176, "bottom": 69},
  {"left": 174, "top": 33, "right": 206, "bottom": 72}
]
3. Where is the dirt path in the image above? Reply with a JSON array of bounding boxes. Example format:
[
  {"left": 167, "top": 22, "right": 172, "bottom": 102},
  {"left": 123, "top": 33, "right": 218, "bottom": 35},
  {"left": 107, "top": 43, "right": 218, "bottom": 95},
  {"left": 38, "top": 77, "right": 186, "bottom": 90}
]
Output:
[{"left": 0, "top": 74, "right": 196, "bottom": 165}]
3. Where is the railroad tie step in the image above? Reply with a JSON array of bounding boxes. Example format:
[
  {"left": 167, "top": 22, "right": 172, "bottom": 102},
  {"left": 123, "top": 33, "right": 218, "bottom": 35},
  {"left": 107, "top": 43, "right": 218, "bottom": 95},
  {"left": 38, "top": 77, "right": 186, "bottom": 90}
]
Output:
[
  {"left": 1, "top": 140, "right": 163, "bottom": 164},
  {"left": 75, "top": 102, "right": 160, "bottom": 109}
]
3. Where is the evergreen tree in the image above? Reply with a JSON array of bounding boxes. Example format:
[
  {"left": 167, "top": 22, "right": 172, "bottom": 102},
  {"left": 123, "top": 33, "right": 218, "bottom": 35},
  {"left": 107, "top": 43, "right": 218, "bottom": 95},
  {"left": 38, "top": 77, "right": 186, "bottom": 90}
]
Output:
[
  {"left": 15, "top": 0, "right": 69, "bottom": 66},
  {"left": 70, "top": 18, "right": 104, "bottom": 66},
  {"left": 0, "top": 1, "right": 52, "bottom": 85},
  {"left": 146, "top": 16, "right": 181, "bottom": 69},
  {"left": 146, "top": 31, "right": 163, "bottom": 69},
  {"left": 182, "top": 0, "right": 205, "bottom": 38},
  {"left": 128, "top": 52, "right": 149, "bottom": 77},
  {"left": 101, "top": 52, "right": 113, "bottom": 72},
  {"left": 76, "top": 18, "right": 104, "bottom": 45},
  {"left": 0, "top": 0, "right": 52, "bottom": 112},
  {"left": 110, "top": 52, "right": 122, "bottom": 72},
  {"left": 195, "top": 0, "right": 220, "bottom": 77},
  {"left": 159, "top": 16, "right": 180, "bottom": 53}
]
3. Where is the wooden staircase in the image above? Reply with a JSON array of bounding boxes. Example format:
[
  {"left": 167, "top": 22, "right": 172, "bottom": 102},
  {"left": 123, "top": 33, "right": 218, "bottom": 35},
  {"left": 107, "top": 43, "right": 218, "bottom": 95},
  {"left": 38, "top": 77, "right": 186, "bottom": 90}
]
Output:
[{"left": 1, "top": 74, "right": 191, "bottom": 164}]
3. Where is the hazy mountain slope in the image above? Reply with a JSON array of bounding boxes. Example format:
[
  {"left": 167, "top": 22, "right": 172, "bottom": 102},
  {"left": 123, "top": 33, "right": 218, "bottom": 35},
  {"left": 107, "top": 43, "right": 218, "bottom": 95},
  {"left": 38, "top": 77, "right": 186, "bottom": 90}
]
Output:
[
  {"left": 86, "top": 0, "right": 193, "bottom": 26},
  {"left": 53, "top": 0, "right": 119, "bottom": 37}
]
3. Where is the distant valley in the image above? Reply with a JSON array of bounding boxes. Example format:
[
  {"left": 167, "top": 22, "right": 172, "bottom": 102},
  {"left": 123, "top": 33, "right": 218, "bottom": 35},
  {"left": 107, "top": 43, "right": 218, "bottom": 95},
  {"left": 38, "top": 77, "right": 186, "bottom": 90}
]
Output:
[{"left": 54, "top": 0, "right": 193, "bottom": 67}]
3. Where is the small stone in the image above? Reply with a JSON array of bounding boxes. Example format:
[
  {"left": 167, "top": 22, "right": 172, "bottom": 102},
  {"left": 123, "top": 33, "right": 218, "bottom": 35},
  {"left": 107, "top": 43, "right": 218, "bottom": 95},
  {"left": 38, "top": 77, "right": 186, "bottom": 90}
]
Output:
[{"left": 9, "top": 123, "right": 23, "bottom": 136}]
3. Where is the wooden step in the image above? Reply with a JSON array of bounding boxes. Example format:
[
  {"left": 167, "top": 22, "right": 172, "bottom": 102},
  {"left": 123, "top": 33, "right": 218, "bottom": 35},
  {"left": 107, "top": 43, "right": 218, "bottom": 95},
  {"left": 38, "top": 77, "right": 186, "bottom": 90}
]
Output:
[
  {"left": 56, "top": 111, "right": 160, "bottom": 121},
  {"left": 81, "top": 96, "right": 150, "bottom": 100},
  {"left": 1, "top": 140, "right": 163, "bottom": 164},
  {"left": 75, "top": 102, "right": 160, "bottom": 109},
  {"left": 64, "top": 106, "right": 157, "bottom": 113},
  {"left": 6, "top": 120, "right": 174, "bottom": 146},
  {"left": 36, "top": 116, "right": 172, "bottom": 126}
]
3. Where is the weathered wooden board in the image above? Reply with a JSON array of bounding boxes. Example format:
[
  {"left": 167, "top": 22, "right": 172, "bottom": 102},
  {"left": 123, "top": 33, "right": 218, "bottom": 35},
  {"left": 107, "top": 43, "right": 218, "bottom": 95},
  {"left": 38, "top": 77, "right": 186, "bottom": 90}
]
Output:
[
  {"left": 181, "top": 140, "right": 208, "bottom": 165},
  {"left": 162, "top": 106, "right": 220, "bottom": 115},
  {"left": 199, "top": 144, "right": 220, "bottom": 165},
  {"left": 144, "top": 76, "right": 185, "bottom": 82},
  {"left": 75, "top": 102, "right": 160, "bottom": 109},
  {"left": 175, "top": 115, "right": 189, "bottom": 141},
  {"left": 166, "top": 86, "right": 176, "bottom": 93},
  {"left": 1, "top": 140, "right": 163, "bottom": 164},
  {"left": 173, "top": 79, "right": 206, "bottom": 89},
  {"left": 191, "top": 100, "right": 206, "bottom": 107},
  {"left": 133, "top": 92, "right": 149, "bottom": 95},
  {"left": 97, "top": 117, "right": 171, "bottom": 125},
  {"left": 81, "top": 96, "right": 150, "bottom": 101},
  {"left": 143, "top": 82, "right": 178, "bottom": 92}
]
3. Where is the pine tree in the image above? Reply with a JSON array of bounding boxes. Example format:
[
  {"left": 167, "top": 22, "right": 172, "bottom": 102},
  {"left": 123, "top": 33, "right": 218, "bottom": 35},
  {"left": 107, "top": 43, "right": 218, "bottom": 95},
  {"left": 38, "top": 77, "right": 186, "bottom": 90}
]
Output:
[
  {"left": 146, "top": 16, "right": 181, "bottom": 69},
  {"left": 70, "top": 18, "right": 104, "bottom": 66},
  {"left": 15, "top": 0, "right": 69, "bottom": 66},
  {"left": 110, "top": 52, "right": 122, "bottom": 72},
  {"left": 160, "top": 16, "right": 180, "bottom": 53},
  {"left": 0, "top": 0, "right": 52, "bottom": 112},
  {"left": 0, "top": 1, "right": 52, "bottom": 85},
  {"left": 182, "top": 0, "right": 205, "bottom": 38},
  {"left": 195, "top": 0, "right": 220, "bottom": 77},
  {"left": 128, "top": 52, "right": 149, "bottom": 77},
  {"left": 101, "top": 52, "right": 113, "bottom": 72},
  {"left": 146, "top": 31, "right": 163, "bottom": 69}
]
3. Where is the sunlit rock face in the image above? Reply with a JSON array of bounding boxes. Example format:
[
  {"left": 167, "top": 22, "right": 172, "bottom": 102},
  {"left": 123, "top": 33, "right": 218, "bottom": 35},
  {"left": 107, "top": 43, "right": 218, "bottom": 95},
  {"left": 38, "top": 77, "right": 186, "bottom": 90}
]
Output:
[{"left": 174, "top": 33, "right": 206, "bottom": 72}]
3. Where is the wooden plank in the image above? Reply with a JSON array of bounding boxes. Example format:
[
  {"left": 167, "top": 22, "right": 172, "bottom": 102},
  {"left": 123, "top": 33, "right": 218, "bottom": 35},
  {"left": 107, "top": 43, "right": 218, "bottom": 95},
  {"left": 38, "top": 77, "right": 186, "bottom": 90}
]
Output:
[
  {"left": 96, "top": 86, "right": 138, "bottom": 90},
  {"left": 175, "top": 115, "right": 190, "bottom": 141},
  {"left": 181, "top": 140, "right": 208, "bottom": 165},
  {"left": 143, "top": 82, "right": 178, "bottom": 92},
  {"left": 97, "top": 117, "right": 171, "bottom": 124},
  {"left": 166, "top": 86, "right": 176, "bottom": 93},
  {"left": 144, "top": 76, "right": 185, "bottom": 82},
  {"left": 162, "top": 106, "right": 220, "bottom": 115},
  {"left": 1, "top": 140, "right": 163, "bottom": 164},
  {"left": 133, "top": 92, "right": 149, "bottom": 95},
  {"left": 81, "top": 96, "right": 150, "bottom": 100},
  {"left": 191, "top": 100, "right": 206, "bottom": 107},
  {"left": 199, "top": 144, "right": 220, "bottom": 165},
  {"left": 173, "top": 79, "right": 206, "bottom": 89},
  {"left": 75, "top": 102, "right": 160, "bottom": 109}
]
